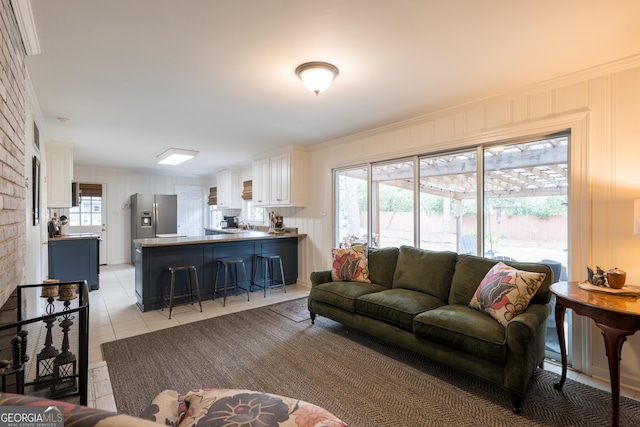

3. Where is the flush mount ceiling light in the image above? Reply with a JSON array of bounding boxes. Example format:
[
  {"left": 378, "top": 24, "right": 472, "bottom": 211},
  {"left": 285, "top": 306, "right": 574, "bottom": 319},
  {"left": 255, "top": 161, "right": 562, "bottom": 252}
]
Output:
[
  {"left": 295, "top": 61, "right": 339, "bottom": 95},
  {"left": 155, "top": 148, "right": 199, "bottom": 165}
]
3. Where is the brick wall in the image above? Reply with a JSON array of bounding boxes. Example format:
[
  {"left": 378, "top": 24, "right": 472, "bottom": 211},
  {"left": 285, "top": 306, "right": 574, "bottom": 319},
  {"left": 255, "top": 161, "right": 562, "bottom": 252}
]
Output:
[{"left": 0, "top": 1, "right": 27, "bottom": 308}]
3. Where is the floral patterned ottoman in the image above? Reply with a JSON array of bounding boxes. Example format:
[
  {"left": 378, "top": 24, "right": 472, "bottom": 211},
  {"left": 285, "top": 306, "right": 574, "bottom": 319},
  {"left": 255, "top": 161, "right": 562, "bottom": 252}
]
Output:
[{"left": 140, "top": 388, "right": 348, "bottom": 427}]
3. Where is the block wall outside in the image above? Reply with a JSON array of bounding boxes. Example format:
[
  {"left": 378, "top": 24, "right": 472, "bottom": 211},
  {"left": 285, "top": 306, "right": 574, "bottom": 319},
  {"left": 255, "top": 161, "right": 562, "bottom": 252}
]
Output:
[{"left": 0, "top": 1, "right": 28, "bottom": 308}]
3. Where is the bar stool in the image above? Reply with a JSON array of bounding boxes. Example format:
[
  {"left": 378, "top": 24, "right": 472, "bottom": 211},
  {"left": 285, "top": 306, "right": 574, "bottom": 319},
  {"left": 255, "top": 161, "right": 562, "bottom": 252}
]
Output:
[
  {"left": 251, "top": 253, "right": 287, "bottom": 297},
  {"left": 161, "top": 265, "right": 202, "bottom": 319},
  {"left": 214, "top": 257, "right": 250, "bottom": 307}
]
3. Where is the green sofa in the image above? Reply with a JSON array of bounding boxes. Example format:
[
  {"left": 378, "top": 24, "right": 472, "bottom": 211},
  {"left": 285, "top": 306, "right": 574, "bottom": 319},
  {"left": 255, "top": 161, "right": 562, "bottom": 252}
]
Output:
[{"left": 308, "top": 245, "right": 554, "bottom": 413}]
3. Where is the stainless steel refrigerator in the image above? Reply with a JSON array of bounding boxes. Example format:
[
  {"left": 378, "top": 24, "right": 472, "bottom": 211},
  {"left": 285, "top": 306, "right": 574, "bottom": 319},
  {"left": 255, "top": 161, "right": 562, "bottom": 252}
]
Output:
[{"left": 130, "top": 193, "right": 179, "bottom": 262}]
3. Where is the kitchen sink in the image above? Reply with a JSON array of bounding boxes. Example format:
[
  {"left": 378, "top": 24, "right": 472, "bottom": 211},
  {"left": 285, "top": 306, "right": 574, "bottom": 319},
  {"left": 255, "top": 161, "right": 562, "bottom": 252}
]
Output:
[{"left": 220, "top": 228, "right": 250, "bottom": 234}]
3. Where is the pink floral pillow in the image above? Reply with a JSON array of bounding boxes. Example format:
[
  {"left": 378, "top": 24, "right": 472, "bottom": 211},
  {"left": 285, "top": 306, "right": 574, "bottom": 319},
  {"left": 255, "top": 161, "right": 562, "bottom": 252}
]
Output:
[
  {"left": 331, "top": 245, "right": 370, "bottom": 283},
  {"left": 469, "top": 262, "right": 546, "bottom": 327},
  {"left": 179, "top": 388, "right": 347, "bottom": 427}
]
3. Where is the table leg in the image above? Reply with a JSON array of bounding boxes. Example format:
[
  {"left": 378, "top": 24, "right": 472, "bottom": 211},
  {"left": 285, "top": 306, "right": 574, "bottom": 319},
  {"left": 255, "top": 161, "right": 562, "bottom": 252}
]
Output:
[
  {"left": 553, "top": 303, "right": 568, "bottom": 390},
  {"left": 595, "top": 323, "right": 635, "bottom": 427}
]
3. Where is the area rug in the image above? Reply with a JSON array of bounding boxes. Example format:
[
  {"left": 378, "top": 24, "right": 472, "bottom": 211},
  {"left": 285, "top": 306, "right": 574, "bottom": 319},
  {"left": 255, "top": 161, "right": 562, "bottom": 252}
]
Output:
[
  {"left": 268, "top": 297, "right": 310, "bottom": 322},
  {"left": 102, "top": 306, "right": 640, "bottom": 426}
]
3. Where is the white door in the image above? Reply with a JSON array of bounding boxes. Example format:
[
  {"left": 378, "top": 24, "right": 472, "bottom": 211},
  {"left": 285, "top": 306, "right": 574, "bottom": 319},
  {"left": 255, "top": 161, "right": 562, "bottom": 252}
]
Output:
[
  {"left": 65, "top": 183, "right": 107, "bottom": 264},
  {"left": 176, "top": 185, "right": 206, "bottom": 236}
]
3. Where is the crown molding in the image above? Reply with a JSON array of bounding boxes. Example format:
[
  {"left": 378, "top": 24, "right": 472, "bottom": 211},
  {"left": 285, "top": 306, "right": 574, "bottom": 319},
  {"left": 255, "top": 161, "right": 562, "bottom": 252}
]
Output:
[{"left": 11, "top": 0, "right": 40, "bottom": 55}]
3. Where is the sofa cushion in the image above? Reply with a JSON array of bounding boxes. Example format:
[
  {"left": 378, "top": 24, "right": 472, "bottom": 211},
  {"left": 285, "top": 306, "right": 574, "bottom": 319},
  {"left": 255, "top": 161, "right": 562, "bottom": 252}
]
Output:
[
  {"left": 448, "top": 254, "right": 553, "bottom": 306},
  {"left": 139, "top": 389, "right": 185, "bottom": 426},
  {"left": 468, "top": 262, "right": 546, "bottom": 327},
  {"left": 356, "top": 288, "right": 445, "bottom": 330},
  {"left": 367, "top": 246, "right": 399, "bottom": 288},
  {"left": 311, "top": 281, "right": 387, "bottom": 312},
  {"left": 413, "top": 305, "right": 507, "bottom": 362},
  {"left": 392, "top": 245, "right": 457, "bottom": 302},
  {"left": 331, "top": 245, "right": 370, "bottom": 282}
]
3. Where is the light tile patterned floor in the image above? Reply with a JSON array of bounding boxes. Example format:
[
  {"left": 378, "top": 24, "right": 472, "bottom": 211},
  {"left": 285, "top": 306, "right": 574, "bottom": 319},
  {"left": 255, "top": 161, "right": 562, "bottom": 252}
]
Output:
[{"left": 87, "top": 264, "right": 640, "bottom": 412}]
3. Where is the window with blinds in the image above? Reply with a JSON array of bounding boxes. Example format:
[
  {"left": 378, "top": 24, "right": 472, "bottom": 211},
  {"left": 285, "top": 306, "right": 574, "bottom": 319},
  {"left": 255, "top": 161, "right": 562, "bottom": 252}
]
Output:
[
  {"left": 242, "top": 180, "right": 252, "bottom": 201},
  {"left": 208, "top": 187, "right": 217, "bottom": 205},
  {"left": 69, "top": 183, "right": 102, "bottom": 226}
]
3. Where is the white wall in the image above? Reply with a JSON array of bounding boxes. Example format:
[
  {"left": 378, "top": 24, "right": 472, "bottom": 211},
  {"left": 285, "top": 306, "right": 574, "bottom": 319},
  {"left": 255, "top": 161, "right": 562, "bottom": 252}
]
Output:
[
  {"left": 294, "top": 55, "right": 640, "bottom": 390},
  {"left": 73, "top": 166, "right": 210, "bottom": 264},
  {"left": 24, "top": 105, "right": 47, "bottom": 284}
]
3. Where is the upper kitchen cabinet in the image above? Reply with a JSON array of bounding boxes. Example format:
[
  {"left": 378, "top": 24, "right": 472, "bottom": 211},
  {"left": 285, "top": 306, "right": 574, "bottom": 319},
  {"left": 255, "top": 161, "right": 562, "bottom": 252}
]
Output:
[
  {"left": 252, "top": 146, "right": 309, "bottom": 207},
  {"left": 216, "top": 168, "right": 242, "bottom": 209},
  {"left": 46, "top": 142, "right": 74, "bottom": 207},
  {"left": 270, "top": 153, "right": 291, "bottom": 205},
  {"left": 252, "top": 158, "right": 269, "bottom": 207}
]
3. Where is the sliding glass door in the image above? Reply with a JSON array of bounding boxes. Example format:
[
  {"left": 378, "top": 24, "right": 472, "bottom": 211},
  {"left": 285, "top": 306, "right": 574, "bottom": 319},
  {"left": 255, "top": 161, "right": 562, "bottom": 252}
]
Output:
[
  {"left": 482, "top": 138, "right": 568, "bottom": 264},
  {"left": 371, "top": 159, "right": 415, "bottom": 248},
  {"left": 335, "top": 166, "right": 369, "bottom": 248},
  {"left": 418, "top": 150, "right": 478, "bottom": 253}
]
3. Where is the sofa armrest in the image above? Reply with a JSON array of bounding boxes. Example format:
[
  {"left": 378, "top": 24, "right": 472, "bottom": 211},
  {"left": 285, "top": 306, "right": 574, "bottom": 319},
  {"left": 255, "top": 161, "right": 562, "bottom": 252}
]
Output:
[
  {"left": 0, "top": 393, "right": 160, "bottom": 427},
  {"left": 310, "top": 270, "right": 333, "bottom": 288},
  {"left": 504, "top": 303, "right": 552, "bottom": 393},
  {"left": 506, "top": 303, "right": 551, "bottom": 342}
]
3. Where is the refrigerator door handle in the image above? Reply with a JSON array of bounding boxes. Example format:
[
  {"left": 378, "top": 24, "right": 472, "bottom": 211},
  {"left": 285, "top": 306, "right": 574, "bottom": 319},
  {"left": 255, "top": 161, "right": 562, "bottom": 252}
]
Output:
[{"left": 153, "top": 202, "right": 158, "bottom": 236}]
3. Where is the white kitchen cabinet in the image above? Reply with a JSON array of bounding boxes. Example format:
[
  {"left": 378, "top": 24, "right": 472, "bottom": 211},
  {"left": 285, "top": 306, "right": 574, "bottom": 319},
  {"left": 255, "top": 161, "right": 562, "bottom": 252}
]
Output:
[
  {"left": 270, "top": 153, "right": 290, "bottom": 205},
  {"left": 46, "top": 142, "right": 74, "bottom": 207},
  {"left": 252, "top": 147, "right": 308, "bottom": 207},
  {"left": 252, "top": 158, "right": 270, "bottom": 206},
  {"left": 216, "top": 168, "right": 242, "bottom": 209}
]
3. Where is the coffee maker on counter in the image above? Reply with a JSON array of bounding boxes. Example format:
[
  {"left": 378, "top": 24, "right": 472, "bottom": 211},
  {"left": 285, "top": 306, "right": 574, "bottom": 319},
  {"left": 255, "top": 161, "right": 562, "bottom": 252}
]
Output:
[
  {"left": 47, "top": 214, "right": 68, "bottom": 238},
  {"left": 222, "top": 216, "right": 238, "bottom": 229}
]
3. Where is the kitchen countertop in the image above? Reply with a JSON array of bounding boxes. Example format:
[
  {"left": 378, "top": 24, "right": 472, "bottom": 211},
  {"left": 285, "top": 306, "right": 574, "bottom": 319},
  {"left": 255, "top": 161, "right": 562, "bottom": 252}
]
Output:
[
  {"left": 134, "top": 230, "right": 305, "bottom": 247},
  {"left": 49, "top": 233, "right": 100, "bottom": 241}
]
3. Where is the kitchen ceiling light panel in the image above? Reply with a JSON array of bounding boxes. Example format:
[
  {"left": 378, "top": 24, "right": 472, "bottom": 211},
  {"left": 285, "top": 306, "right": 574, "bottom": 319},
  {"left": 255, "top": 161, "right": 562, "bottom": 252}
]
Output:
[{"left": 155, "top": 148, "right": 199, "bottom": 165}]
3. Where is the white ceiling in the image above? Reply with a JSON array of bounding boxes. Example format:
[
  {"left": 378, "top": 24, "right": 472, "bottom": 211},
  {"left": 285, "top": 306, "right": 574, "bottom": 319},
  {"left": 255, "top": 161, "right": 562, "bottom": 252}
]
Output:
[{"left": 24, "top": 0, "right": 640, "bottom": 177}]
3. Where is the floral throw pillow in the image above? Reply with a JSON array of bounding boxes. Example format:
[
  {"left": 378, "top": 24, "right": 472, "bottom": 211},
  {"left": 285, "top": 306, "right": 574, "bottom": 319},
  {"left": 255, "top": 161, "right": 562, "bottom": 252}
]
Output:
[
  {"left": 139, "top": 389, "right": 185, "bottom": 426},
  {"left": 469, "top": 262, "right": 546, "bottom": 327},
  {"left": 331, "top": 245, "right": 370, "bottom": 283},
  {"left": 179, "top": 388, "right": 348, "bottom": 427}
]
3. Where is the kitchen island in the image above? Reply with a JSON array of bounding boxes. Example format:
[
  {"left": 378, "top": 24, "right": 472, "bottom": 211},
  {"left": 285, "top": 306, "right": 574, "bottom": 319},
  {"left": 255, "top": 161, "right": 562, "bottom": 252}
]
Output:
[
  {"left": 48, "top": 233, "right": 100, "bottom": 291},
  {"left": 133, "top": 231, "right": 305, "bottom": 312}
]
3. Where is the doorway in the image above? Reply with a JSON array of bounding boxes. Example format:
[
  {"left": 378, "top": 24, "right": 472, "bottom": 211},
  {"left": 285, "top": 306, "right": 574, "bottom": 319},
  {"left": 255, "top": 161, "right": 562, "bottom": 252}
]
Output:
[
  {"left": 176, "top": 185, "right": 206, "bottom": 236},
  {"left": 67, "top": 183, "right": 107, "bottom": 264}
]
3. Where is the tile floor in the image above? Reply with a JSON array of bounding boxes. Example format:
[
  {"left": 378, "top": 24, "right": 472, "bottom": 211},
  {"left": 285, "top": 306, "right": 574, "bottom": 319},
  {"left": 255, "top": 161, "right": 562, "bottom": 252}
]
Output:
[{"left": 86, "top": 264, "right": 640, "bottom": 412}]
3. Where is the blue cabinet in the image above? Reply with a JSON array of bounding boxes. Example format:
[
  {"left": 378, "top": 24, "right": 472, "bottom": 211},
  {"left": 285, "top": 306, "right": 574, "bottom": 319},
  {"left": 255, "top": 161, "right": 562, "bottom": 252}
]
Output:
[
  {"left": 48, "top": 237, "right": 99, "bottom": 290},
  {"left": 134, "top": 236, "right": 299, "bottom": 311}
]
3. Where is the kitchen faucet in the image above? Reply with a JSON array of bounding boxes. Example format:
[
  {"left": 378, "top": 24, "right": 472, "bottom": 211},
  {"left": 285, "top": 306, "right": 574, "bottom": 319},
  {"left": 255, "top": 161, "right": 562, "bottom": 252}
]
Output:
[{"left": 239, "top": 219, "right": 252, "bottom": 230}]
